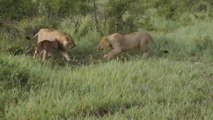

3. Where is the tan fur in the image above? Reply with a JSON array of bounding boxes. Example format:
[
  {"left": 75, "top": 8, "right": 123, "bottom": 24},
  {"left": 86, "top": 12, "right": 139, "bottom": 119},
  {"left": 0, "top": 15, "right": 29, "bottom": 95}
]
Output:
[
  {"left": 98, "top": 31, "right": 153, "bottom": 60},
  {"left": 33, "top": 28, "right": 76, "bottom": 61}
]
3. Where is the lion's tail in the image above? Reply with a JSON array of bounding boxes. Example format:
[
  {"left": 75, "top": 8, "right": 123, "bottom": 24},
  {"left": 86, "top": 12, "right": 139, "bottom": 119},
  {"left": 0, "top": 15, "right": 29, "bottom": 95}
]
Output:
[
  {"left": 150, "top": 35, "right": 168, "bottom": 54},
  {"left": 25, "top": 31, "right": 39, "bottom": 40},
  {"left": 32, "top": 32, "right": 39, "bottom": 39}
]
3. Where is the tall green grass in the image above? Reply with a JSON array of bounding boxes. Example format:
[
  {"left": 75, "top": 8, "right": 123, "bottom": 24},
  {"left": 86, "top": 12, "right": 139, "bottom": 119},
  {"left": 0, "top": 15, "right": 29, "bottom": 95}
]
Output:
[
  {"left": 0, "top": 18, "right": 213, "bottom": 119},
  {"left": 151, "top": 20, "right": 213, "bottom": 61},
  {"left": 0, "top": 53, "right": 212, "bottom": 120}
]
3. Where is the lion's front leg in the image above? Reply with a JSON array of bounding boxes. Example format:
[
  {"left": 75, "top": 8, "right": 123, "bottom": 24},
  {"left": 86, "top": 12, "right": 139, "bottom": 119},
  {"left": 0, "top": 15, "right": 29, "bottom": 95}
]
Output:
[
  {"left": 61, "top": 51, "right": 71, "bottom": 62},
  {"left": 104, "top": 49, "right": 122, "bottom": 60}
]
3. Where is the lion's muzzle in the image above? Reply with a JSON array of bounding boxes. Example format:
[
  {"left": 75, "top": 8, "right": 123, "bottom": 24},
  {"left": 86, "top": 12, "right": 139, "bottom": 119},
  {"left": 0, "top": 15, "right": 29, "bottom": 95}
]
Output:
[{"left": 96, "top": 46, "right": 104, "bottom": 51}]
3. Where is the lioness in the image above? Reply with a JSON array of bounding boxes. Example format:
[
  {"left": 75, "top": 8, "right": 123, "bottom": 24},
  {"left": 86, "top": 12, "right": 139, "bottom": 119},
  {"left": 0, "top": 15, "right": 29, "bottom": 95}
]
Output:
[
  {"left": 32, "top": 28, "right": 76, "bottom": 61},
  {"left": 33, "top": 40, "right": 58, "bottom": 61},
  {"left": 97, "top": 31, "right": 153, "bottom": 60}
]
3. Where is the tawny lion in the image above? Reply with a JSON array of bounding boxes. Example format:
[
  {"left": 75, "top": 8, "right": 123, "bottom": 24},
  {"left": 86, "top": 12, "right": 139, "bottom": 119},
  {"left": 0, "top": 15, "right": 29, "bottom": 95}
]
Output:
[
  {"left": 97, "top": 31, "right": 153, "bottom": 60},
  {"left": 32, "top": 28, "right": 76, "bottom": 61}
]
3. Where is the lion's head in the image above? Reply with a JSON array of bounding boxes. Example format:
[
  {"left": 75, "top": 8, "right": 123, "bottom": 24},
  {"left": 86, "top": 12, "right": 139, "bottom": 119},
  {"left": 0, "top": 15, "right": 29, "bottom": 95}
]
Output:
[
  {"left": 97, "top": 37, "right": 111, "bottom": 50},
  {"left": 60, "top": 34, "right": 76, "bottom": 50}
]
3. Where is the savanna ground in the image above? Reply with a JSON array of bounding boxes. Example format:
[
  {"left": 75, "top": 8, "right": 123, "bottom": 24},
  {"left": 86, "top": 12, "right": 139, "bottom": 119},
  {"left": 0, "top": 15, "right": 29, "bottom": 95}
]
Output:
[{"left": 1, "top": 0, "right": 213, "bottom": 120}]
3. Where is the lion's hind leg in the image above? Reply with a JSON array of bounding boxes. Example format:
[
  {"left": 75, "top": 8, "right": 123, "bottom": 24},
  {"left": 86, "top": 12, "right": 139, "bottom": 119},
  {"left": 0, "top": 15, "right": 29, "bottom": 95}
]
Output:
[
  {"left": 41, "top": 50, "right": 47, "bottom": 61},
  {"left": 33, "top": 49, "right": 39, "bottom": 59},
  {"left": 140, "top": 44, "right": 150, "bottom": 58}
]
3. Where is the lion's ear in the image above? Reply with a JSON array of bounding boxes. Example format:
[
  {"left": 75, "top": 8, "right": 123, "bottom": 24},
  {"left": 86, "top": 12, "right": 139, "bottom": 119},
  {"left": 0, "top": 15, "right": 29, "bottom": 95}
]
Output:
[{"left": 103, "top": 37, "right": 111, "bottom": 47}]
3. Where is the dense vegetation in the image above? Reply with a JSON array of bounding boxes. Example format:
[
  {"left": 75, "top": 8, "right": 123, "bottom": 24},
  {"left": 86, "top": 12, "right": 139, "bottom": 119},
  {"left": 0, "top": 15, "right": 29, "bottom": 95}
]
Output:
[{"left": 0, "top": 0, "right": 213, "bottom": 119}]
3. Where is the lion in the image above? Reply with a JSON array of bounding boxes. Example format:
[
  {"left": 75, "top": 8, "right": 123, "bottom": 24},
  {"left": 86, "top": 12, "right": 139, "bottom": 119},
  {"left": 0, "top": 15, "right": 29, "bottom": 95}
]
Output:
[
  {"left": 33, "top": 40, "right": 58, "bottom": 61},
  {"left": 97, "top": 31, "right": 153, "bottom": 60},
  {"left": 32, "top": 28, "right": 76, "bottom": 61}
]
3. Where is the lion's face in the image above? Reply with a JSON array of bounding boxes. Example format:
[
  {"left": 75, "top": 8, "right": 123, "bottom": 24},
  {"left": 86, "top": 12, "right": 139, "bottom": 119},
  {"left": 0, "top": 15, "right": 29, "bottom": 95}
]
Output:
[
  {"left": 62, "top": 35, "right": 76, "bottom": 49},
  {"left": 97, "top": 37, "right": 110, "bottom": 50}
]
